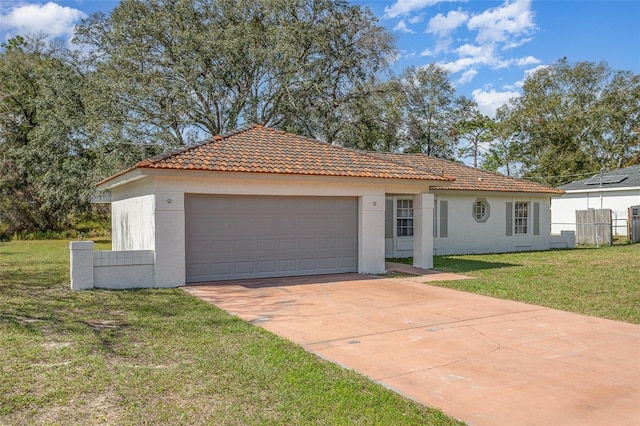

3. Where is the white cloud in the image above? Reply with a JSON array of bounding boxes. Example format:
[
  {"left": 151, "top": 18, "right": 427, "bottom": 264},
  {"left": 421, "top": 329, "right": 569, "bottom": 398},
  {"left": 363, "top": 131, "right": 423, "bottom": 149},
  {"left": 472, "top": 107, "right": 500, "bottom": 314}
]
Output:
[
  {"left": 515, "top": 56, "right": 541, "bottom": 67},
  {"left": 408, "top": 14, "right": 425, "bottom": 24},
  {"left": 434, "top": 36, "right": 453, "bottom": 53},
  {"left": 440, "top": 57, "right": 481, "bottom": 73},
  {"left": 472, "top": 88, "right": 520, "bottom": 117},
  {"left": 456, "top": 43, "right": 493, "bottom": 59},
  {"left": 467, "top": 0, "right": 535, "bottom": 45},
  {"left": 420, "top": 48, "right": 434, "bottom": 57},
  {"left": 440, "top": 43, "right": 508, "bottom": 73},
  {"left": 1, "top": 2, "right": 86, "bottom": 40},
  {"left": 384, "top": 0, "right": 448, "bottom": 18},
  {"left": 504, "top": 37, "right": 533, "bottom": 50},
  {"left": 524, "top": 64, "right": 548, "bottom": 77},
  {"left": 427, "top": 9, "right": 469, "bottom": 38},
  {"left": 457, "top": 69, "right": 478, "bottom": 85},
  {"left": 393, "top": 20, "right": 415, "bottom": 34}
]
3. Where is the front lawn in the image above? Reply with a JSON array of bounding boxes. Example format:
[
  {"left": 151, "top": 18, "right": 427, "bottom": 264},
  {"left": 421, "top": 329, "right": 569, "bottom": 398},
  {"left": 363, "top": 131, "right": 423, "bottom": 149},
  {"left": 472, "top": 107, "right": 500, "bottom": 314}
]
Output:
[
  {"left": 0, "top": 240, "right": 461, "bottom": 425},
  {"left": 392, "top": 244, "right": 640, "bottom": 324}
]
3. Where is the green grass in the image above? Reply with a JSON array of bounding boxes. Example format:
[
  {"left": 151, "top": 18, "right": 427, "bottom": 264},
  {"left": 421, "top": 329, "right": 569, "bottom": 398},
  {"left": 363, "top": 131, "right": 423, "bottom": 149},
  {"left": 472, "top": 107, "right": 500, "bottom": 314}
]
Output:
[
  {"left": 390, "top": 244, "right": 640, "bottom": 324},
  {"left": 0, "top": 240, "right": 462, "bottom": 425}
]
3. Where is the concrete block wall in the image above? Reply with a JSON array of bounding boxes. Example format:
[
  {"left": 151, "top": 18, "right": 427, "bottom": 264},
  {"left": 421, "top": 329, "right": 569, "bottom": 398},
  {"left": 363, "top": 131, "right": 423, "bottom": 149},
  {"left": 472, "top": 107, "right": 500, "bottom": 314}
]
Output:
[
  {"left": 70, "top": 241, "right": 155, "bottom": 290},
  {"left": 549, "top": 231, "right": 576, "bottom": 249}
]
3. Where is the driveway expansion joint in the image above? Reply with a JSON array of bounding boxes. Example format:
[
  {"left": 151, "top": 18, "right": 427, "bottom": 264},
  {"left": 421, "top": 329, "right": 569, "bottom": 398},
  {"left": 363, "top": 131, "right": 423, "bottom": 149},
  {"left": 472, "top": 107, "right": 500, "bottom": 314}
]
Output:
[{"left": 304, "top": 307, "right": 548, "bottom": 346}]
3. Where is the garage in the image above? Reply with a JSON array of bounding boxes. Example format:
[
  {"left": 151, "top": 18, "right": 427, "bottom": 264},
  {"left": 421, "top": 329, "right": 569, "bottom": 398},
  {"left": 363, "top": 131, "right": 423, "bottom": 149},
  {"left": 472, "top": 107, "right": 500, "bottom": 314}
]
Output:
[{"left": 185, "top": 195, "right": 358, "bottom": 282}]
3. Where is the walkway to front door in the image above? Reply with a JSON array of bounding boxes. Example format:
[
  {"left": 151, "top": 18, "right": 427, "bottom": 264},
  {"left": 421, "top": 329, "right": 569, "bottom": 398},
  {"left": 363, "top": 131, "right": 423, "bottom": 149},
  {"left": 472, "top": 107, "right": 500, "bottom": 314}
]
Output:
[{"left": 183, "top": 271, "right": 640, "bottom": 426}]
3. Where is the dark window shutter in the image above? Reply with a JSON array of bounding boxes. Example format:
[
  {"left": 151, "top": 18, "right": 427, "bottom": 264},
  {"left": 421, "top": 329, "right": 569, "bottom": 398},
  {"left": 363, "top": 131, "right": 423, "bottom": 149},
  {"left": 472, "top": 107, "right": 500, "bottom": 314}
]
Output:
[
  {"left": 506, "top": 202, "right": 513, "bottom": 236},
  {"left": 385, "top": 198, "right": 393, "bottom": 238},
  {"left": 533, "top": 202, "right": 540, "bottom": 235},
  {"left": 433, "top": 198, "right": 438, "bottom": 237},
  {"left": 440, "top": 200, "right": 448, "bottom": 238}
]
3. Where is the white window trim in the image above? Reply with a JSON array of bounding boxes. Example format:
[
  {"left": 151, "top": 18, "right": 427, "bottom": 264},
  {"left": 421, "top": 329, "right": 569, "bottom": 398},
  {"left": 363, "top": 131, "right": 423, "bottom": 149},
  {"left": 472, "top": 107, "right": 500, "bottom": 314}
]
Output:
[
  {"left": 472, "top": 198, "right": 490, "bottom": 223},
  {"left": 396, "top": 198, "right": 414, "bottom": 238},
  {"left": 514, "top": 201, "right": 530, "bottom": 235}
]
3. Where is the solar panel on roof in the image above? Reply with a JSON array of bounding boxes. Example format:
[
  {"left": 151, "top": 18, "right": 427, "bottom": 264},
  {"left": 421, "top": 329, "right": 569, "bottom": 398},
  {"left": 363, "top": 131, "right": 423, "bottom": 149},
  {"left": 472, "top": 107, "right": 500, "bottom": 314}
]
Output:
[{"left": 584, "top": 174, "right": 629, "bottom": 185}]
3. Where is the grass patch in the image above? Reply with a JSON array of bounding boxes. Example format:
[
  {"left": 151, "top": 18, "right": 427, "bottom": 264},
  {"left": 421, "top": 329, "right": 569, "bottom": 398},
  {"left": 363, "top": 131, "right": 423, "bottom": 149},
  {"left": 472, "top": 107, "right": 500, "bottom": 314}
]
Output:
[
  {"left": 391, "top": 245, "right": 640, "bottom": 324},
  {"left": 0, "top": 240, "right": 462, "bottom": 425}
]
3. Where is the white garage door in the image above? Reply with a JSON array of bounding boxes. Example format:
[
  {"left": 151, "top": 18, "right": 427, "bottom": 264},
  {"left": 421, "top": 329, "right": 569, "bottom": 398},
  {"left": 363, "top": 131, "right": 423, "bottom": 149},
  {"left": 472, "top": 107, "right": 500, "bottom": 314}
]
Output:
[{"left": 185, "top": 195, "right": 358, "bottom": 282}]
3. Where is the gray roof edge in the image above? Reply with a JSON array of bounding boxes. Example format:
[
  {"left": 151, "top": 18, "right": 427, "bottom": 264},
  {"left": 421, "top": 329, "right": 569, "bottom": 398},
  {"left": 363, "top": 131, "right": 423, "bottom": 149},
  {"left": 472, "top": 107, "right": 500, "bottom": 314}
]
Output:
[{"left": 557, "top": 164, "right": 640, "bottom": 190}]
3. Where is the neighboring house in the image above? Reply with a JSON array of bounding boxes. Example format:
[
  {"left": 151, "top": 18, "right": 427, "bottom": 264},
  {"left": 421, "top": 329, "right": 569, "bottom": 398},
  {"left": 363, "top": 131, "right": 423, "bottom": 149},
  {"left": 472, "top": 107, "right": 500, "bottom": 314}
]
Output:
[
  {"left": 551, "top": 164, "right": 640, "bottom": 236},
  {"left": 371, "top": 153, "right": 566, "bottom": 257},
  {"left": 82, "top": 125, "right": 568, "bottom": 289}
]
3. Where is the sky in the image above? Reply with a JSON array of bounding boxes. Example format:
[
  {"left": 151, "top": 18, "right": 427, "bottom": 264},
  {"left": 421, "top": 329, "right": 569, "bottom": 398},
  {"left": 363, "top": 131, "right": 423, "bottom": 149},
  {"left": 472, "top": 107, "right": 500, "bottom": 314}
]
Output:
[{"left": 1, "top": 0, "right": 639, "bottom": 117}]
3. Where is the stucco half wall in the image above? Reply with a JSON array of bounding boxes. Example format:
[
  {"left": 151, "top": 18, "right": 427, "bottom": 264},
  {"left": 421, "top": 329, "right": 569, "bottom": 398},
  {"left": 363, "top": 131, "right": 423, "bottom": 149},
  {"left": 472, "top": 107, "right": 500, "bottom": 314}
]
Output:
[{"left": 106, "top": 170, "right": 435, "bottom": 287}]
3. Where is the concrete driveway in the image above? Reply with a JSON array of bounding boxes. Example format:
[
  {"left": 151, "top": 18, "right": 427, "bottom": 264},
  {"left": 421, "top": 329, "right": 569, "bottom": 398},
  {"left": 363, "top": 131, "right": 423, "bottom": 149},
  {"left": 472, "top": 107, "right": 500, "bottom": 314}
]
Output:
[{"left": 183, "top": 269, "right": 640, "bottom": 426}]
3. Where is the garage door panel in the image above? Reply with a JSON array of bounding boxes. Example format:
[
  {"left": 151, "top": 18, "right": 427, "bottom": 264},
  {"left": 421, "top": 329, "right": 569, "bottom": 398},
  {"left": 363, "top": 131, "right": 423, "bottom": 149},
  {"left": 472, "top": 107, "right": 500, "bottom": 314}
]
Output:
[
  {"left": 257, "top": 260, "right": 277, "bottom": 273},
  {"left": 257, "top": 239, "right": 277, "bottom": 251},
  {"left": 339, "top": 237, "right": 356, "bottom": 249},
  {"left": 234, "top": 262, "right": 254, "bottom": 274},
  {"left": 279, "top": 259, "right": 297, "bottom": 272},
  {"left": 300, "top": 238, "right": 318, "bottom": 250},
  {"left": 210, "top": 239, "right": 233, "bottom": 253},
  {"left": 187, "top": 263, "right": 209, "bottom": 278},
  {"left": 319, "top": 258, "right": 337, "bottom": 270},
  {"left": 234, "top": 239, "right": 254, "bottom": 252},
  {"left": 186, "top": 195, "right": 357, "bottom": 282},
  {"left": 299, "top": 258, "right": 319, "bottom": 271},
  {"left": 339, "top": 257, "right": 357, "bottom": 268},
  {"left": 320, "top": 238, "right": 336, "bottom": 249},
  {"left": 279, "top": 239, "right": 296, "bottom": 250}
]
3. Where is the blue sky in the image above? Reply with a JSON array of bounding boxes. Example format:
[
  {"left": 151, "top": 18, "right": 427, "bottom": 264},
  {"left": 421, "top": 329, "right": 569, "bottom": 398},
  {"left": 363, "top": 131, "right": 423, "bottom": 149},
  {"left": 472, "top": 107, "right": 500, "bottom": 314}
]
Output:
[{"left": 2, "top": 0, "right": 639, "bottom": 117}]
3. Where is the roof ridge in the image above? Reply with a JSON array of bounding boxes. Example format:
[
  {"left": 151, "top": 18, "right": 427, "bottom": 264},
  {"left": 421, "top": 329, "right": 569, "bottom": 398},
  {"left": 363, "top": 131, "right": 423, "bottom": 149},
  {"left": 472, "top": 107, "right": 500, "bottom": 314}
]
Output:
[
  {"left": 366, "top": 152, "right": 450, "bottom": 178},
  {"left": 369, "top": 152, "right": 563, "bottom": 194},
  {"left": 408, "top": 152, "right": 559, "bottom": 189}
]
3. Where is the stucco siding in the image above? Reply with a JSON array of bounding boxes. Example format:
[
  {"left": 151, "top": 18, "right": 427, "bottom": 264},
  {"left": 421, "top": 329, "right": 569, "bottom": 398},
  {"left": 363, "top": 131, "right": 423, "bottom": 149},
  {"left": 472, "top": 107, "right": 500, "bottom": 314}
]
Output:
[
  {"left": 433, "top": 194, "right": 551, "bottom": 255},
  {"left": 111, "top": 195, "right": 155, "bottom": 251},
  {"left": 386, "top": 193, "right": 553, "bottom": 257}
]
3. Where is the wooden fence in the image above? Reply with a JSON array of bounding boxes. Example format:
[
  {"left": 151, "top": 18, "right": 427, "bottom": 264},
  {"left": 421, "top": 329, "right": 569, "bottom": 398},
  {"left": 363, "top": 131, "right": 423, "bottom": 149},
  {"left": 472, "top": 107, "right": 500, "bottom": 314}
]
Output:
[{"left": 575, "top": 209, "right": 612, "bottom": 246}]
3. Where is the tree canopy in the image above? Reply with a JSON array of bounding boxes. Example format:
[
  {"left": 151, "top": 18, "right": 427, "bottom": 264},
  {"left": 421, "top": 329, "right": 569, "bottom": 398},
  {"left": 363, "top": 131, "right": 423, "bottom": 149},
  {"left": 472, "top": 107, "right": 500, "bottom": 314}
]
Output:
[
  {"left": 494, "top": 58, "right": 640, "bottom": 186},
  {"left": 0, "top": 37, "right": 96, "bottom": 233},
  {"left": 75, "top": 0, "right": 396, "bottom": 146},
  {"left": 1, "top": 0, "right": 639, "bottom": 234}
]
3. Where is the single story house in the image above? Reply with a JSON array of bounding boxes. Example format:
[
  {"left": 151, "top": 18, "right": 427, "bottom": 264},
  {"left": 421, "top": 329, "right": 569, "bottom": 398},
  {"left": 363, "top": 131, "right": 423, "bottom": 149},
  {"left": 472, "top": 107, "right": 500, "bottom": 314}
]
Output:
[
  {"left": 551, "top": 164, "right": 640, "bottom": 235},
  {"left": 73, "top": 125, "right": 569, "bottom": 290}
]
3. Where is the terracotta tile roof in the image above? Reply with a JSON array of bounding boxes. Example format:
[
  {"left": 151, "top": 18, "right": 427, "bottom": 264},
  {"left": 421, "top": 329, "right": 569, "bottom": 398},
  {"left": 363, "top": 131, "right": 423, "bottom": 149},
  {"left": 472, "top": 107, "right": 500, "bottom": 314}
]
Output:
[
  {"left": 101, "top": 125, "right": 452, "bottom": 184},
  {"left": 372, "top": 153, "right": 565, "bottom": 195}
]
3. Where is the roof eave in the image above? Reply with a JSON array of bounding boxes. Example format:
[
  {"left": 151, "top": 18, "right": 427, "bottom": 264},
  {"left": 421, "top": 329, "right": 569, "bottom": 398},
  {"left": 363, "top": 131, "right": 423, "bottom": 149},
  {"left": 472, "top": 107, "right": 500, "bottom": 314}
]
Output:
[
  {"left": 96, "top": 168, "right": 149, "bottom": 190},
  {"left": 430, "top": 187, "right": 565, "bottom": 195},
  {"left": 559, "top": 186, "right": 640, "bottom": 194},
  {"left": 136, "top": 167, "right": 453, "bottom": 185}
]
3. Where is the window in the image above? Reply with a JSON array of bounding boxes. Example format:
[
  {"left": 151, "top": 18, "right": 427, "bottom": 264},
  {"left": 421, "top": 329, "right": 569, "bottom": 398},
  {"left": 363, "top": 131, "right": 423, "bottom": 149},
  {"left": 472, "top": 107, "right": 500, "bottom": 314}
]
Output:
[
  {"left": 396, "top": 199, "right": 413, "bottom": 237},
  {"left": 472, "top": 199, "right": 490, "bottom": 223},
  {"left": 514, "top": 202, "right": 529, "bottom": 234}
]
